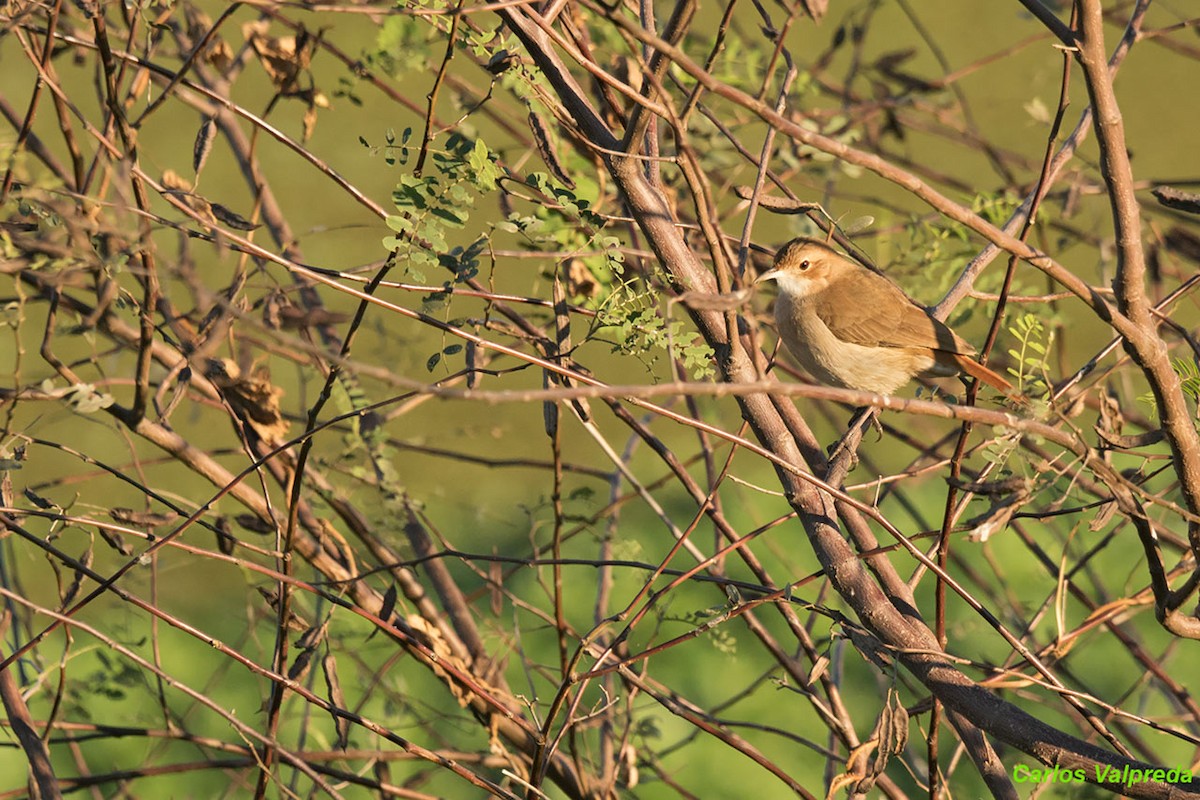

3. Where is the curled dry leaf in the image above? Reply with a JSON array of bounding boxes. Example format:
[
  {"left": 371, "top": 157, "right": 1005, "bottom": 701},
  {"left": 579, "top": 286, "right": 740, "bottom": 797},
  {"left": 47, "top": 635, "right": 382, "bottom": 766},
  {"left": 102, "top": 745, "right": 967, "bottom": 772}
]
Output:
[
  {"left": 61, "top": 547, "right": 94, "bottom": 608},
  {"left": 379, "top": 584, "right": 397, "bottom": 624},
  {"left": 210, "top": 203, "right": 260, "bottom": 231},
  {"left": 733, "top": 186, "right": 823, "bottom": 214},
  {"left": 205, "top": 358, "right": 289, "bottom": 447},
  {"left": 564, "top": 258, "right": 599, "bottom": 299},
  {"left": 486, "top": 50, "right": 519, "bottom": 75},
  {"left": 302, "top": 104, "right": 318, "bottom": 143},
  {"left": 160, "top": 169, "right": 193, "bottom": 192},
  {"left": 97, "top": 528, "right": 132, "bottom": 556},
  {"left": 827, "top": 688, "right": 909, "bottom": 797},
  {"left": 207, "top": 38, "right": 233, "bottom": 72},
  {"left": 806, "top": 654, "right": 830, "bottom": 687},
  {"left": 242, "top": 20, "right": 314, "bottom": 93},
  {"left": 1096, "top": 389, "right": 1123, "bottom": 442},
  {"left": 465, "top": 340, "right": 478, "bottom": 389},
  {"left": 287, "top": 645, "right": 316, "bottom": 682},
  {"left": 322, "top": 654, "right": 349, "bottom": 749},
  {"left": 23, "top": 487, "right": 54, "bottom": 510},
  {"left": 965, "top": 480, "right": 1033, "bottom": 543},
  {"left": 526, "top": 105, "right": 575, "bottom": 189},
  {"left": 214, "top": 515, "right": 237, "bottom": 555},
  {"left": 406, "top": 614, "right": 474, "bottom": 708},
  {"left": 108, "top": 507, "right": 178, "bottom": 529},
  {"left": 1089, "top": 500, "right": 1118, "bottom": 532},
  {"left": 295, "top": 620, "right": 329, "bottom": 652},
  {"left": 193, "top": 118, "right": 216, "bottom": 175},
  {"left": 160, "top": 179, "right": 217, "bottom": 227},
  {"left": 235, "top": 513, "right": 275, "bottom": 535},
  {"left": 186, "top": 7, "right": 232, "bottom": 72},
  {"left": 1152, "top": 186, "right": 1200, "bottom": 215},
  {"left": 257, "top": 586, "right": 311, "bottom": 632}
]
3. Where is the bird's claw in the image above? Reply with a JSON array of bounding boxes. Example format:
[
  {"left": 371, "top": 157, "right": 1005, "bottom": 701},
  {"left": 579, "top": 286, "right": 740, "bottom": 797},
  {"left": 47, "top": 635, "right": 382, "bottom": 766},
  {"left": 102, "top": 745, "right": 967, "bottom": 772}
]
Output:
[{"left": 826, "top": 437, "right": 859, "bottom": 471}]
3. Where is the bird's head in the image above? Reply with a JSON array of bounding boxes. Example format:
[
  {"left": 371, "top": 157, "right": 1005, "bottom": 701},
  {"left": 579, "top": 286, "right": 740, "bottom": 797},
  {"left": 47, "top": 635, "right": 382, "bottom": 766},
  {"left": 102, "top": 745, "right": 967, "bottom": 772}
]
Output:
[{"left": 755, "top": 237, "right": 849, "bottom": 299}]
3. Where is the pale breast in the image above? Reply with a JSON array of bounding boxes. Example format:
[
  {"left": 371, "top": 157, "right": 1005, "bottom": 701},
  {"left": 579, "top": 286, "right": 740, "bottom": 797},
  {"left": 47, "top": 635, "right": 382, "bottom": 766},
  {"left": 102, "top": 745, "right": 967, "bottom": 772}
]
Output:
[{"left": 774, "top": 292, "right": 936, "bottom": 394}]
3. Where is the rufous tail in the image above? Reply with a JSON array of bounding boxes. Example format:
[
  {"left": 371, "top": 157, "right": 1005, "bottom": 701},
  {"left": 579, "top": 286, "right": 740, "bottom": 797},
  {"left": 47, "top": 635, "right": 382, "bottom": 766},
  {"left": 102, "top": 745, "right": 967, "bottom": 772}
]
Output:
[{"left": 953, "top": 354, "right": 1020, "bottom": 396}]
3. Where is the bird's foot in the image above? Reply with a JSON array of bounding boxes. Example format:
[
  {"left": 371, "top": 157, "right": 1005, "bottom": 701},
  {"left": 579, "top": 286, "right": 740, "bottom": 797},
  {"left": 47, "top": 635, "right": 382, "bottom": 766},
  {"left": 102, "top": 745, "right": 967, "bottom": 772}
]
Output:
[
  {"left": 824, "top": 407, "right": 879, "bottom": 479},
  {"left": 867, "top": 413, "right": 883, "bottom": 441},
  {"left": 826, "top": 437, "right": 859, "bottom": 472}
]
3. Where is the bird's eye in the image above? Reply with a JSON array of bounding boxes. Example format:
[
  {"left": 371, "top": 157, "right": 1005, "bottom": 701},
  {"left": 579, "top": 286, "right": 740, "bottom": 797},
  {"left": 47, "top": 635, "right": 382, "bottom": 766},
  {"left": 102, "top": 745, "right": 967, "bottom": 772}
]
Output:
[{"left": 799, "top": 260, "right": 810, "bottom": 271}]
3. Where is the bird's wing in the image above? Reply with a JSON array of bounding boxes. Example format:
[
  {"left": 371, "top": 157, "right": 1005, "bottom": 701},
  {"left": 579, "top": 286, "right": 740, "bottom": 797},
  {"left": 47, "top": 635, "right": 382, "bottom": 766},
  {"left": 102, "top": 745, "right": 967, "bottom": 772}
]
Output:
[{"left": 812, "top": 269, "right": 977, "bottom": 356}]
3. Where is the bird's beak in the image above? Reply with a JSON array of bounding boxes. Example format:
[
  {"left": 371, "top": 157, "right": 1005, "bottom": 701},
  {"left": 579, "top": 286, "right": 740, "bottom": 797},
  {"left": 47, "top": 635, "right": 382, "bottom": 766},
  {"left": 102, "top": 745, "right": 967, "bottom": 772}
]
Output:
[{"left": 755, "top": 268, "right": 780, "bottom": 285}]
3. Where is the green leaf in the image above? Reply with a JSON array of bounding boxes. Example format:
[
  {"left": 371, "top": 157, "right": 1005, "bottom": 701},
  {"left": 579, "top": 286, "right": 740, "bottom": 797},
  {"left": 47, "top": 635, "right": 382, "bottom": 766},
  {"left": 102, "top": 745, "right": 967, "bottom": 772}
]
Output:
[{"left": 468, "top": 138, "right": 497, "bottom": 191}]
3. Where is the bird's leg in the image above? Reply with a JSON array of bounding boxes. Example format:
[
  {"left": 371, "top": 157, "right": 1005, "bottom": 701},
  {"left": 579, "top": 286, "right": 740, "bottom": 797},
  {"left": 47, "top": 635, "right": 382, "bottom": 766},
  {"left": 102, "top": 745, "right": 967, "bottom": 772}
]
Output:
[{"left": 864, "top": 409, "right": 884, "bottom": 441}]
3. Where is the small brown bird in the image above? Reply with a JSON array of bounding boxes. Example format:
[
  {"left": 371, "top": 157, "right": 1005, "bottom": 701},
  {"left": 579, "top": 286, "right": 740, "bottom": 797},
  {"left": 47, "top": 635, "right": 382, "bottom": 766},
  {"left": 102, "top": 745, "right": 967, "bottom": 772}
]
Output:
[{"left": 756, "top": 238, "right": 1012, "bottom": 395}]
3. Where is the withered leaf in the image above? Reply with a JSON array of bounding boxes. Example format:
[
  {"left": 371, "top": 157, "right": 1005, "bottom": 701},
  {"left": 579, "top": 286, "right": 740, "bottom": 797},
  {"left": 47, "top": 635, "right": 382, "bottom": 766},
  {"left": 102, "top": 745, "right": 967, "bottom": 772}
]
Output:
[
  {"left": 379, "top": 584, "right": 397, "bottom": 623},
  {"left": 256, "top": 586, "right": 310, "bottom": 632},
  {"left": 23, "top": 487, "right": 54, "bottom": 510},
  {"left": 109, "top": 507, "right": 178, "bottom": 528},
  {"left": 98, "top": 528, "right": 132, "bottom": 556},
  {"left": 526, "top": 106, "right": 575, "bottom": 189},
  {"left": 205, "top": 359, "right": 289, "bottom": 446},
  {"left": 214, "top": 515, "right": 236, "bottom": 555},
  {"left": 243, "top": 21, "right": 314, "bottom": 93},
  {"left": 486, "top": 50, "right": 518, "bottom": 75},
  {"left": 287, "top": 646, "right": 315, "bottom": 682},
  {"left": 322, "top": 654, "right": 349, "bottom": 749},
  {"left": 193, "top": 117, "right": 216, "bottom": 175},
  {"left": 210, "top": 203, "right": 260, "bottom": 231},
  {"left": 295, "top": 620, "right": 329, "bottom": 652},
  {"left": 207, "top": 38, "right": 233, "bottom": 72},
  {"left": 1089, "top": 500, "right": 1118, "bottom": 532},
  {"left": 565, "top": 258, "right": 599, "bottom": 299},
  {"left": 160, "top": 169, "right": 193, "bottom": 192},
  {"left": 61, "top": 547, "right": 94, "bottom": 608},
  {"left": 1152, "top": 186, "right": 1200, "bottom": 215},
  {"left": 235, "top": 513, "right": 275, "bottom": 535}
]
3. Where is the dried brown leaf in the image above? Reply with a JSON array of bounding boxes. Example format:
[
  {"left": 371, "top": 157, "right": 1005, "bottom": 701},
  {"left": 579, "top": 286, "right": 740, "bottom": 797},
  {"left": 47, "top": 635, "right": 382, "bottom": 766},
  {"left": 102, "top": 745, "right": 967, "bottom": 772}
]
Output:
[
  {"left": 214, "top": 515, "right": 237, "bottom": 555},
  {"left": 210, "top": 203, "right": 260, "bottom": 231},
  {"left": 235, "top": 513, "right": 275, "bottom": 535},
  {"left": 207, "top": 39, "right": 233, "bottom": 72},
  {"left": 108, "top": 507, "right": 178, "bottom": 528},
  {"left": 160, "top": 169, "right": 192, "bottom": 192},
  {"left": 205, "top": 359, "right": 289, "bottom": 446},
  {"left": 526, "top": 106, "right": 575, "bottom": 189},
  {"left": 486, "top": 50, "right": 518, "bottom": 75},
  {"left": 193, "top": 118, "right": 216, "bottom": 175},
  {"left": 97, "top": 528, "right": 131, "bottom": 556},
  {"left": 287, "top": 646, "right": 315, "bottom": 682},
  {"left": 322, "top": 654, "right": 349, "bottom": 749},
  {"left": 302, "top": 104, "right": 318, "bottom": 143},
  {"left": 243, "top": 22, "right": 313, "bottom": 92}
]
